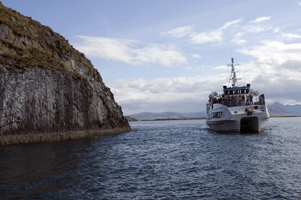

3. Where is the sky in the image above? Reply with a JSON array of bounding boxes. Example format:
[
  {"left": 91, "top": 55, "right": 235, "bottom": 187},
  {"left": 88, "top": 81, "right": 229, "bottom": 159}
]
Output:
[{"left": 2, "top": 0, "right": 301, "bottom": 115}]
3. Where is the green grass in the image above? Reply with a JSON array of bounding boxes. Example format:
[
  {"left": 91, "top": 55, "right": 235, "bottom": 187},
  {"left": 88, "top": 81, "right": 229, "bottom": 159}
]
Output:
[{"left": 0, "top": 2, "right": 102, "bottom": 81}]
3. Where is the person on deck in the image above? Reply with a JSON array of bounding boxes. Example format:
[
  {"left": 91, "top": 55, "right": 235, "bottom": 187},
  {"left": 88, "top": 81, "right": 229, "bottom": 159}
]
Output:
[
  {"left": 226, "top": 95, "right": 229, "bottom": 106},
  {"left": 235, "top": 96, "right": 238, "bottom": 106},
  {"left": 259, "top": 95, "right": 263, "bottom": 105},
  {"left": 249, "top": 94, "right": 253, "bottom": 105},
  {"left": 242, "top": 95, "right": 245, "bottom": 106},
  {"left": 231, "top": 95, "right": 235, "bottom": 107}
]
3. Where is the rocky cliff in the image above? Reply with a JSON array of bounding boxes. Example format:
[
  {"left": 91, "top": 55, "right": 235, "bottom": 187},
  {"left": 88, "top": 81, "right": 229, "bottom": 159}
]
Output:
[{"left": 0, "top": 2, "right": 131, "bottom": 145}]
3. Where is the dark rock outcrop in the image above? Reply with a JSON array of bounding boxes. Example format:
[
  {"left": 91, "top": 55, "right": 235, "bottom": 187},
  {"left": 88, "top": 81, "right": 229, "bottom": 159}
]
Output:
[
  {"left": 0, "top": 2, "right": 131, "bottom": 145},
  {"left": 125, "top": 116, "right": 138, "bottom": 121}
]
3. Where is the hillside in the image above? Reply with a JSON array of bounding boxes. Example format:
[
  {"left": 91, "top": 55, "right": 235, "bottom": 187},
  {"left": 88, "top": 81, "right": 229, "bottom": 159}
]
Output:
[
  {"left": 0, "top": 2, "right": 130, "bottom": 145},
  {"left": 130, "top": 111, "right": 207, "bottom": 121},
  {"left": 129, "top": 102, "right": 299, "bottom": 121},
  {"left": 270, "top": 102, "right": 301, "bottom": 116},
  {"left": 267, "top": 104, "right": 294, "bottom": 117}
]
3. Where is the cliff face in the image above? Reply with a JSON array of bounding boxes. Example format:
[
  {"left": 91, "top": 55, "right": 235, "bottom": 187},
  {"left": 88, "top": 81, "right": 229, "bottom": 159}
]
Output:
[{"left": 0, "top": 2, "right": 131, "bottom": 144}]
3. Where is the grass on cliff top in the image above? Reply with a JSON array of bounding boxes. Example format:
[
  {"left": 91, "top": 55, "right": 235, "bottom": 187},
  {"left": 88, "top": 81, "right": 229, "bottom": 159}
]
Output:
[
  {"left": 0, "top": 2, "right": 101, "bottom": 81},
  {"left": 0, "top": 53, "right": 81, "bottom": 76}
]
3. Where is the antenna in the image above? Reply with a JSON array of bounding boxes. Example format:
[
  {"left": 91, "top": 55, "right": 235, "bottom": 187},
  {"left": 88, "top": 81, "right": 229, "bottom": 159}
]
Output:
[{"left": 228, "top": 58, "right": 241, "bottom": 87}]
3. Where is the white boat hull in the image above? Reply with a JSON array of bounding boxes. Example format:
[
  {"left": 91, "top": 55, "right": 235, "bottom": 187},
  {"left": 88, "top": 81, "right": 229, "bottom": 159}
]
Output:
[{"left": 206, "top": 103, "right": 269, "bottom": 132}]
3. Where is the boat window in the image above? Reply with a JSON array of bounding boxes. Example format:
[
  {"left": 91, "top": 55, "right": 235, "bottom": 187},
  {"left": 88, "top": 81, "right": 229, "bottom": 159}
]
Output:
[
  {"left": 211, "top": 112, "right": 223, "bottom": 118},
  {"left": 225, "top": 91, "right": 228, "bottom": 95},
  {"left": 246, "top": 89, "right": 249, "bottom": 93}
]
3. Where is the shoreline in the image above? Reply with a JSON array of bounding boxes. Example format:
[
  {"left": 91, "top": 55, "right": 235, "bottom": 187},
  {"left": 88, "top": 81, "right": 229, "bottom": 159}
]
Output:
[
  {"left": 0, "top": 127, "right": 132, "bottom": 146},
  {"left": 141, "top": 117, "right": 206, "bottom": 121}
]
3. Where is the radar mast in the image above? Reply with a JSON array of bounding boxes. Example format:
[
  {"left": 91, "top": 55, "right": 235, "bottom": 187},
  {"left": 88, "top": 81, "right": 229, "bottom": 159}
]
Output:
[{"left": 229, "top": 58, "right": 240, "bottom": 87}]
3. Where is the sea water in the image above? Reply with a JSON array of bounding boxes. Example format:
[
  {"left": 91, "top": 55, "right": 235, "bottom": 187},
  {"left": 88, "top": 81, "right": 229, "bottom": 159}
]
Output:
[{"left": 0, "top": 117, "right": 300, "bottom": 199}]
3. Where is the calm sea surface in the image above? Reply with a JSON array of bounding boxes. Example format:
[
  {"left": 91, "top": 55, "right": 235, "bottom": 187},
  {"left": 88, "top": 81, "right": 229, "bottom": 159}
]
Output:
[{"left": 0, "top": 118, "right": 301, "bottom": 199}]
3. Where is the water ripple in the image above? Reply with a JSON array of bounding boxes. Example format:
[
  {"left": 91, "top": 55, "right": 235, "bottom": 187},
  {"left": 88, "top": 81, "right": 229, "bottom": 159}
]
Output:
[{"left": 0, "top": 118, "right": 301, "bottom": 199}]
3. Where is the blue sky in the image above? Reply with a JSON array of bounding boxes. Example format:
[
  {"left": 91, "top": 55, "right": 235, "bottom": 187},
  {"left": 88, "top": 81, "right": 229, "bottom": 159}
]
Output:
[{"left": 2, "top": 0, "right": 301, "bottom": 114}]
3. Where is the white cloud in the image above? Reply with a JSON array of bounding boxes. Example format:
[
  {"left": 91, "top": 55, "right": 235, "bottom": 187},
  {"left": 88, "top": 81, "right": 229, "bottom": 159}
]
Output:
[
  {"left": 235, "top": 40, "right": 301, "bottom": 104},
  {"left": 274, "top": 27, "right": 280, "bottom": 33},
  {"left": 232, "top": 32, "right": 247, "bottom": 45},
  {"left": 161, "top": 26, "right": 194, "bottom": 38},
  {"left": 111, "top": 75, "right": 228, "bottom": 114},
  {"left": 190, "top": 19, "right": 243, "bottom": 44},
  {"left": 189, "top": 30, "right": 223, "bottom": 44},
  {"left": 250, "top": 16, "right": 271, "bottom": 23},
  {"left": 195, "top": 65, "right": 207, "bottom": 69},
  {"left": 243, "top": 25, "right": 268, "bottom": 33},
  {"left": 112, "top": 63, "right": 301, "bottom": 114},
  {"left": 220, "top": 18, "right": 243, "bottom": 30},
  {"left": 238, "top": 40, "right": 301, "bottom": 66},
  {"left": 212, "top": 65, "right": 229, "bottom": 70},
  {"left": 162, "top": 18, "right": 243, "bottom": 44},
  {"left": 191, "top": 54, "right": 201, "bottom": 58},
  {"left": 281, "top": 32, "right": 301, "bottom": 40},
  {"left": 298, "top": 1, "right": 301, "bottom": 6},
  {"left": 232, "top": 38, "right": 247, "bottom": 45},
  {"left": 234, "top": 32, "right": 244, "bottom": 37},
  {"left": 231, "top": 22, "right": 278, "bottom": 45},
  {"left": 74, "top": 36, "right": 188, "bottom": 67},
  {"left": 184, "top": 65, "right": 207, "bottom": 70}
]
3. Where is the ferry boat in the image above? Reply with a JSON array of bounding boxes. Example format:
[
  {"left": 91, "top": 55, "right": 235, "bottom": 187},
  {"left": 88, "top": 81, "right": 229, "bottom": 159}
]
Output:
[{"left": 206, "top": 58, "right": 269, "bottom": 132}]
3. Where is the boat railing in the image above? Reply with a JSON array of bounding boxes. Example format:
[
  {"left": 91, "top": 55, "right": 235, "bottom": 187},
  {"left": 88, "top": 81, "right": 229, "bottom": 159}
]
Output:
[
  {"left": 224, "top": 101, "right": 264, "bottom": 107},
  {"left": 210, "top": 94, "right": 266, "bottom": 108}
]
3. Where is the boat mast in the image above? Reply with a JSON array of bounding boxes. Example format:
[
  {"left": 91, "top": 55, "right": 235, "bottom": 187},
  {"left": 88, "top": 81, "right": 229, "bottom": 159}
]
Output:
[{"left": 229, "top": 58, "right": 240, "bottom": 87}]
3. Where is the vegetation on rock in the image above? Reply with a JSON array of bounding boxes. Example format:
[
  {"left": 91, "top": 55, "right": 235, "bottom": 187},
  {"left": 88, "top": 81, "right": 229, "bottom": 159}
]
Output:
[{"left": 0, "top": 2, "right": 101, "bottom": 82}]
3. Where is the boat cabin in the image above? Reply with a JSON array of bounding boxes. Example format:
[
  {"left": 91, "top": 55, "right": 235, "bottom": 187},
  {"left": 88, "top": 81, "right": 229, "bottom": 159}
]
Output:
[
  {"left": 208, "top": 83, "right": 265, "bottom": 108},
  {"left": 223, "top": 84, "right": 251, "bottom": 95}
]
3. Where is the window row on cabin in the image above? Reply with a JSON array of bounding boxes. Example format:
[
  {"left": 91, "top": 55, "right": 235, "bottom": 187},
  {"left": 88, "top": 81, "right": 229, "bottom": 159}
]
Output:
[{"left": 224, "top": 89, "right": 249, "bottom": 95}]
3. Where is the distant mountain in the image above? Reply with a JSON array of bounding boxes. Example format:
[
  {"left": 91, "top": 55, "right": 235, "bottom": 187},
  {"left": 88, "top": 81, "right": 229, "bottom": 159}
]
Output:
[
  {"left": 129, "top": 111, "right": 207, "bottom": 121},
  {"left": 129, "top": 102, "right": 300, "bottom": 120},
  {"left": 270, "top": 102, "right": 301, "bottom": 116},
  {"left": 180, "top": 112, "right": 207, "bottom": 118},
  {"left": 267, "top": 104, "right": 293, "bottom": 117},
  {"left": 129, "top": 112, "right": 185, "bottom": 121}
]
